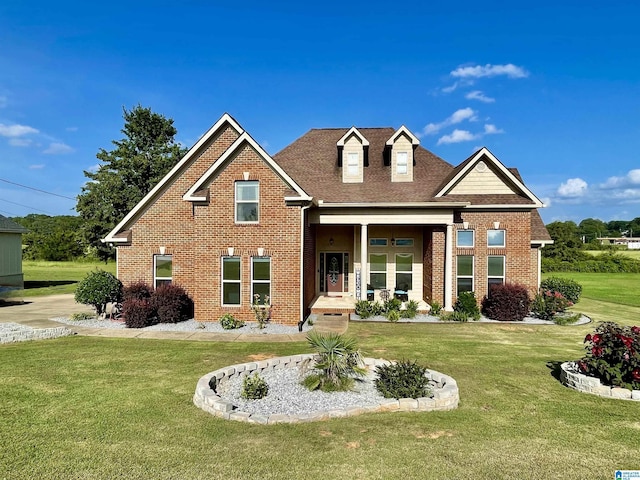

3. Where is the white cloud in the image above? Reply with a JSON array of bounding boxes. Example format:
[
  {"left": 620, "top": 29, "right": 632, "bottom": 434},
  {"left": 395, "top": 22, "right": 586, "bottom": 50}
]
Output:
[
  {"left": 557, "top": 178, "right": 588, "bottom": 198},
  {"left": 484, "top": 124, "right": 504, "bottom": 135},
  {"left": 600, "top": 169, "right": 640, "bottom": 189},
  {"left": 442, "top": 82, "right": 459, "bottom": 94},
  {"left": 86, "top": 164, "right": 100, "bottom": 173},
  {"left": 422, "top": 108, "right": 477, "bottom": 136},
  {"left": 465, "top": 90, "right": 495, "bottom": 103},
  {"left": 9, "top": 138, "right": 32, "bottom": 147},
  {"left": 541, "top": 197, "right": 552, "bottom": 208},
  {"left": 43, "top": 142, "right": 74, "bottom": 154},
  {"left": 29, "top": 164, "right": 45, "bottom": 170},
  {"left": 437, "top": 129, "right": 479, "bottom": 145},
  {"left": 0, "top": 123, "right": 39, "bottom": 137},
  {"left": 451, "top": 63, "right": 529, "bottom": 79}
]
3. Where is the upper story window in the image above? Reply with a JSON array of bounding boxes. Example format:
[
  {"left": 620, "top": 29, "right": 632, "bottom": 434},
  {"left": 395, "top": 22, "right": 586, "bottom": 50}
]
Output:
[
  {"left": 235, "top": 181, "right": 259, "bottom": 223},
  {"left": 346, "top": 152, "right": 359, "bottom": 176},
  {"left": 487, "top": 229, "right": 506, "bottom": 247},
  {"left": 396, "top": 152, "right": 408, "bottom": 175},
  {"left": 154, "top": 254, "right": 172, "bottom": 288},
  {"left": 457, "top": 230, "right": 474, "bottom": 248}
]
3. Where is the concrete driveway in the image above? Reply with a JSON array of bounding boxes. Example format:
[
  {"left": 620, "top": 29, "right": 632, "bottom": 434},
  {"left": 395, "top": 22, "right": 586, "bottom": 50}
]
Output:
[{"left": 0, "top": 294, "right": 93, "bottom": 328}]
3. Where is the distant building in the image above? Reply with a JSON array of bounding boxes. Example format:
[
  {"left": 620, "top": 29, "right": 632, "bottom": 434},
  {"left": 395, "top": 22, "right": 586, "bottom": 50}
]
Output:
[{"left": 597, "top": 237, "right": 640, "bottom": 249}]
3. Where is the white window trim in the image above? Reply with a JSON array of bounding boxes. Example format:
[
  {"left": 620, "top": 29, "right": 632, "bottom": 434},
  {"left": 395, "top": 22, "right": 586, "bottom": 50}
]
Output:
[
  {"left": 487, "top": 255, "right": 506, "bottom": 287},
  {"left": 235, "top": 181, "right": 259, "bottom": 224},
  {"left": 456, "top": 255, "right": 474, "bottom": 295},
  {"left": 397, "top": 151, "right": 408, "bottom": 175},
  {"left": 153, "top": 254, "right": 172, "bottom": 288},
  {"left": 395, "top": 253, "right": 413, "bottom": 290},
  {"left": 251, "top": 256, "right": 271, "bottom": 303},
  {"left": 221, "top": 256, "right": 241, "bottom": 306},
  {"left": 346, "top": 152, "right": 359, "bottom": 176},
  {"left": 369, "top": 253, "right": 387, "bottom": 289},
  {"left": 487, "top": 229, "right": 506, "bottom": 248},
  {"left": 456, "top": 230, "right": 475, "bottom": 248}
]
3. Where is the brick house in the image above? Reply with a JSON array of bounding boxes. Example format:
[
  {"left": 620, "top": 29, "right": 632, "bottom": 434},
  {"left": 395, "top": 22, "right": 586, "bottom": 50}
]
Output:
[{"left": 104, "top": 113, "right": 552, "bottom": 325}]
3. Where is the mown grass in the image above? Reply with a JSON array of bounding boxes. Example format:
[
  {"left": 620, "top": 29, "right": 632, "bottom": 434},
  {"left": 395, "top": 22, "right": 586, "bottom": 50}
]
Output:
[
  {"left": 585, "top": 248, "right": 640, "bottom": 260},
  {"left": 2, "top": 307, "right": 640, "bottom": 478},
  {"left": 10, "top": 260, "right": 116, "bottom": 297},
  {"left": 543, "top": 271, "right": 640, "bottom": 307}
]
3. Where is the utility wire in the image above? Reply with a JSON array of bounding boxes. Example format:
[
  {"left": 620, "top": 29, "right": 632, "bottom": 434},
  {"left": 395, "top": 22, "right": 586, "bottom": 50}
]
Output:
[
  {"left": 0, "top": 197, "right": 58, "bottom": 215},
  {"left": 0, "top": 177, "right": 76, "bottom": 200}
]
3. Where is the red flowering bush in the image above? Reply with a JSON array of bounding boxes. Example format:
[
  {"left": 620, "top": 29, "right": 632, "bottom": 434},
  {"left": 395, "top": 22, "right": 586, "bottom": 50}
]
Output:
[
  {"left": 579, "top": 322, "right": 640, "bottom": 390},
  {"left": 531, "top": 289, "right": 573, "bottom": 320}
]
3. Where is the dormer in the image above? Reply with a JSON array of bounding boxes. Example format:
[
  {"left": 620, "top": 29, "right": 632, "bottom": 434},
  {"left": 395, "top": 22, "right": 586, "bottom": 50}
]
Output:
[
  {"left": 337, "top": 127, "right": 369, "bottom": 183},
  {"left": 386, "top": 125, "right": 420, "bottom": 182}
]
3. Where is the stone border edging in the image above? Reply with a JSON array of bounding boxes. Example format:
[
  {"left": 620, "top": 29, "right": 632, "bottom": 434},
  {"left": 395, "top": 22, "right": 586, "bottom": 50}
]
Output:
[
  {"left": 0, "top": 325, "right": 74, "bottom": 344},
  {"left": 560, "top": 361, "right": 640, "bottom": 401},
  {"left": 193, "top": 354, "right": 459, "bottom": 424}
]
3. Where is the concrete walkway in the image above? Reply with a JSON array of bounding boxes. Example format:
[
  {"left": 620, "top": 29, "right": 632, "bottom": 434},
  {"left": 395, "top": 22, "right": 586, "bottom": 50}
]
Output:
[{"left": 0, "top": 294, "right": 349, "bottom": 342}]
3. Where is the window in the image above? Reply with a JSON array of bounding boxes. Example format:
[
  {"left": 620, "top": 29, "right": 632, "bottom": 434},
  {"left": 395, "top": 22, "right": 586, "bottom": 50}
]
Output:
[
  {"left": 456, "top": 255, "right": 473, "bottom": 295},
  {"left": 252, "top": 257, "right": 271, "bottom": 303},
  {"left": 394, "top": 238, "right": 414, "bottom": 247},
  {"left": 369, "top": 238, "right": 388, "bottom": 247},
  {"left": 346, "top": 152, "right": 359, "bottom": 176},
  {"left": 397, "top": 151, "right": 408, "bottom": 175},
  {"left": 487, "top": 229, "right": 506, "bottom": 247},
  {"left": 395, "top": 253, "right": 412, "bottom": 291},
  {"left": 369, "top": 253, "right": 387, "bottom": 289},
  {"left": 154, "top": 255, "right": 172, "bottom": 288},
  {"left": 235, "top": 181, "right": 259, "bottom": 223},
  {"left": 487, "top": 256, "right": 505, "bottom": 294},
  {"left": 222, "top": 257, "right": 241, "bottom": 305},
  {"left": 457, "top": 230, "right": 474, "bottom": 248}
]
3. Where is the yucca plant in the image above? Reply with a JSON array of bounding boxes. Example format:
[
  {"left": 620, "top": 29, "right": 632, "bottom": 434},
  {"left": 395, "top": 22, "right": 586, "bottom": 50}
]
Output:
[{"left": 302, "top": 331, "right": 366, "bottom": 392}]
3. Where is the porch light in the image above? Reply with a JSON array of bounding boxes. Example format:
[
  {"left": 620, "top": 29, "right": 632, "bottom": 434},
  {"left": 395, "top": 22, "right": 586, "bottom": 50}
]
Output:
[
  {"left": 329, "top": 237, "right": 334, "bottom": 246},
  {"left": 391, "top": 237, "right": 395, "bottom": 246}
]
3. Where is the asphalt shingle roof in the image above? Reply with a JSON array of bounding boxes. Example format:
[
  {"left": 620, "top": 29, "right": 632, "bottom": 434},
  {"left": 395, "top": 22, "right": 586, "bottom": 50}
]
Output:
[{"left": 0, "top": 215, "right": 28, "bottom": 234}]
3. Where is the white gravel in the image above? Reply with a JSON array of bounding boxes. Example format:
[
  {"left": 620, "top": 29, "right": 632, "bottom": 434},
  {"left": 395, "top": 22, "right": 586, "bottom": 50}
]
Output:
[
  {"left": 52, "top": 317, "right": 313, "bottom": 335},
  {"left": 216, "top": 367, "right": 389, "bottom": 416}
]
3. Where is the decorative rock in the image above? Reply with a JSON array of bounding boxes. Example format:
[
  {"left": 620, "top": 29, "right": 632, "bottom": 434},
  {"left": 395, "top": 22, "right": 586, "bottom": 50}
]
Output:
[{"left": 560, "top": 362, "right": 640, "bottom": 402}]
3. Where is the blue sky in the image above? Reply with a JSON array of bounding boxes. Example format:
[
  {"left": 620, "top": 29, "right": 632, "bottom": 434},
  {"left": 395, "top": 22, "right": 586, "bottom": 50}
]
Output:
[{"left": 1, "top": 0, "right": 639, "bottom": 224}]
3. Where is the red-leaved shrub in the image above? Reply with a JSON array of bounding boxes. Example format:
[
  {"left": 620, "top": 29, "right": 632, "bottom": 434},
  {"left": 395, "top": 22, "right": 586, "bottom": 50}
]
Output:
[
  {"left": 481, "top": 283, "right": 531, "bottom": 321},
  {"left": 123, "top": 281, "right": 153, "bottom": 302},
  {"left": 123, "top": 298, "right": 156, "bottom": 328},
  {"left": 151, "top": 284, "right": 193, "bottom": 323}
]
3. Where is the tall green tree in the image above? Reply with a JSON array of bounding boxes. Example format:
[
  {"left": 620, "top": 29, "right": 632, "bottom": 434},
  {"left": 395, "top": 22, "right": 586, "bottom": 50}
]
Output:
[
  {"left": 13, "top": 214, "right": 86, "bottom": 261},
  {"left": 76, "top": 105, "right": 186, "bottom": 260},
  {"left": 543, "top": 221, "right": 589, "bottom": 262}
]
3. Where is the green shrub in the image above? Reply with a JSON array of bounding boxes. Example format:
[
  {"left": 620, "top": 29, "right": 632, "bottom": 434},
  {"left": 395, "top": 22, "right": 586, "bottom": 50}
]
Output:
[
  {"left": 123, "top": 298, "right": 156, "bottom": 328},
  {"left": 251, "top": 294, "right": 271, "bottom": 329},
  {"left": 355, "top": 300, "right": 383, "bottom": 318},
  {"left": 481, "top": 283, "right": 530, "bottom": 321},
  {"left": 578, "top": 322, "right": 640, "bottom": 390},
  {"left": 303, "top": 331, "right": 365, "bottom": 392},
  {"left": 531, "top": 290, "right": 573, "bottom": 320},
  {"left": 383, "top": 297, "right": 402, "bottom": 315},
  {"left": 151, "top": 284, "right": 193, "bottom": 323},
  {"left": 540, "top": 277, "right": 582, "bottom": 304},
  {"left": 69, "top": 312, "right": 94, "bottom": 321},
  {"left": 74, "top": 270, "right": 123, "bottom": 316},
  {"left": 553, "top": 312, "right": 581, "bottom": 325},
  {"left": 454, "top": 291, "right": 480, "bottom": 321},
  {"left": 428, "top": 301, "right": 442, "bottom": 315},
  {"left": 375, "top": 360, "right": 432, "bottom": 399},
  {"left": 387, "top": 309, "right": 400, "bottom": 322},
  {"left": 439, "top": 310, "right": 469, "bottom": 322},
  {"left": 241, "top": 373, "right": 269, "bottom": 400},
  {"left": 219, "top": 313, "right": 244, "bottom": 330},
  {"left": 401, "top": 300, "right": 419, "bottom": 319}
]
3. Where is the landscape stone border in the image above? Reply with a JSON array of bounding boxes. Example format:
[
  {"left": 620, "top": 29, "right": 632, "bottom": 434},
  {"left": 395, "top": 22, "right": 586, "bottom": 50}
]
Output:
[
  {"left": 0, "top": 323, "right": 74, "bottom": 344},
  {"left": 193, "top": 354, "right": 459, "bottom": 424},
  {"left": 560, "top": 361, "right": 640, "bottom": 401}
]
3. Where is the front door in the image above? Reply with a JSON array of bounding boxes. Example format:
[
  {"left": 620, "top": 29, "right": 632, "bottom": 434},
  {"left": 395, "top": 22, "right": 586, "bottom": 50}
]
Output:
[{"left": 325, "top": 253, "right": 343, "bottom": 294}]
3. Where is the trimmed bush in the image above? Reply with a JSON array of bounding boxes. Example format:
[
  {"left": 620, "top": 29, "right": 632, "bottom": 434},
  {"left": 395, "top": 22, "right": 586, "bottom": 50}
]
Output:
[
  {"left": 375, "top": 360, "right": 432, "bottom": 399},
  {"left": 531, "top": 290, "right": 573, "bottom": 320},
  {"left": 75, "top": 270, "right": 123, "bottom": 316},
  {"left": 123, "top": 281, "right": 153, "bottom": 302},
  {"left": 151, "top": 284, "right": 194, "bottom": 323},
  {"left": 401, "top": 300, "right": 419, "bottom": 319},
  {"left": 540, "top": 277, "right": 582, "bottom": 304},
  {"left": 454, "top": 291, "right": 480, "bottom": 321},
  {"left": 123, "top": 298, "right": 156, "bottom": 328},
  {"left": 219, "top": 313, "right": 244, "bottom": 330},
  {"left": 481, "top": 283, "right": 531, "bottom": 321},
  {"left": 428, "top": 301, "right": 442, "bottom": 315},
  {"left": 387, "top": 309, "right": 400, "bottom": 322},
  {"left": 439, "top": 310, "right": 469, "bottom": 322},
  {"left": 241, "top": 373, "right": 269, "bottom": 400},
  {"left": 354, "top": 300, "right": 383, "bottom": 318}
]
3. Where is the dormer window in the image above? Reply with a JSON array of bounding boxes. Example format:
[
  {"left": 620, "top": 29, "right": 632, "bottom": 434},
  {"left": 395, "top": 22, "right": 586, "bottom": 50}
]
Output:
[
  {"left": 387, "top": 126, "right": 420, "bottom": 183},
  {"left": 346, "top": 152, "right": 359, "bottom": 176},
  {"left": 337, "top": 127, "right": 368, "bottom": 184}
]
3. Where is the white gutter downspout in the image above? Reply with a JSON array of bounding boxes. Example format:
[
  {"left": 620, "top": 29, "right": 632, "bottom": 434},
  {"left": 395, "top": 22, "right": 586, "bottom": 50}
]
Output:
[{"left": 299, "top": 202, "right": 312, "bottom": 328}]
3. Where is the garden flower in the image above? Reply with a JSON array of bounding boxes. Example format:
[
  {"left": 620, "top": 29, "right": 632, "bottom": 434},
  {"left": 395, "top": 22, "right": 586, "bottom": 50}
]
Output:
[
  {"left": 592, "top": 346, "right": 603, "bottom": 357},
  {"left": 584, "top": 333, "right": 592, "bottom": 342},
  {"left": 632, "top": 368, "right": 640, "bottom": 382},
  {"left": 592, "top": 334, "right": 601, "bottom": 344},
  {"left": 619, "top": 335, "right": 634, "bottom": 349},
  {"left": 632, "top": 326, "right": 640, "bottom": 335}
]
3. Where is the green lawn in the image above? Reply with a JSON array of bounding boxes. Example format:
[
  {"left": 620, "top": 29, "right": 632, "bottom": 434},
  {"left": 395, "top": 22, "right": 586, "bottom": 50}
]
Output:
[
  {"left": 10, "top": 260, "right": 116, "bottom": 297},
  {"left": 543, "top": 271, "right": 640, "bottom": 307},
  {"left": 585, "top": 248, "right": 640, "bottom": 260}
]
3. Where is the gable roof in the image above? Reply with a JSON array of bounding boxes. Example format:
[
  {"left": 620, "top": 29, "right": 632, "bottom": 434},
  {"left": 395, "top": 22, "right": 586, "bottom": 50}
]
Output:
[
  {"left": 435, "top": 147, "right": 543, "bottom": 207},
  {"left": 386, "top": 125, "right": 420, "bottom": 146},
  {"left": 273, "top": 127, "right": 455, "bottom": 203},
  {"left": 336, "top": 127, "right": 369, "bottom": 147},
  {"left": 0, "top": 215, "right": 28, "bottom": 234},
  {"left": 104, "top": 113, "right": 244, "bottom": 243}
]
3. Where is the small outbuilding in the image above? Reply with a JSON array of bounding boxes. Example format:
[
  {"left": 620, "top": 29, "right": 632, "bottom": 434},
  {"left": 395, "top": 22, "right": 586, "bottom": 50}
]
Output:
[{"left": 0, "top": 215, "right": 28, "bottom": 289}]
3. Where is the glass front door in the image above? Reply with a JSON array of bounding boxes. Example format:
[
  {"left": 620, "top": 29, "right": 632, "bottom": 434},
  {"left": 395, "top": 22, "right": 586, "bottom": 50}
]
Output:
[{"left": 319, "top": 252, "right": 349, "bottom": 294}]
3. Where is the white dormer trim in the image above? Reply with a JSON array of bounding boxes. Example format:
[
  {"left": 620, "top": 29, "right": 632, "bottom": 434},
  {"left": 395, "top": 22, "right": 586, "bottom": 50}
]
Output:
[
  {"left": 336, "top": 127, "right": 369, "bottom": 147},
  {"left": 386, "top": 125, "right": 420, "bottom": 146},
  {"left": 435, "top": 147, "right": 544, "bottom": 207},
  {"left": 103, "top": 113, "right": 244, "bottom": 243},
  {"left": 183, "top": 131, "right": 311, "bottom": 202}
]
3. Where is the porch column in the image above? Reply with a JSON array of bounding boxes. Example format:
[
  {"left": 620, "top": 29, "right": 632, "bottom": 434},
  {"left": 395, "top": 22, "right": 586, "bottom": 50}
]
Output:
[
  {"left": 360, "top": 223, "right": 368, "bottom": 300},
  {"left": 444, "top": 223, "right": 453, "bottom": 311}
]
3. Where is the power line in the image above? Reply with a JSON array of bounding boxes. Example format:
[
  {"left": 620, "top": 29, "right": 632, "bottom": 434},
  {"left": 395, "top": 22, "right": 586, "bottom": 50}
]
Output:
[
  {"left": 0, "top": 197, "right": 58, "bottom": 215},
  {"left": 0, "top": 177, "right": 76, "bottom": 200}
]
